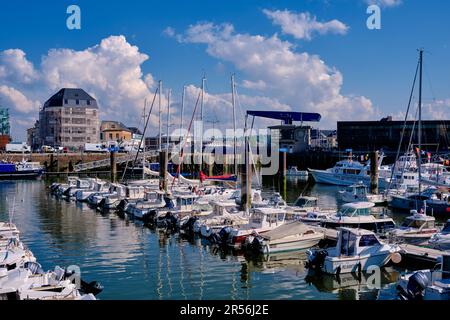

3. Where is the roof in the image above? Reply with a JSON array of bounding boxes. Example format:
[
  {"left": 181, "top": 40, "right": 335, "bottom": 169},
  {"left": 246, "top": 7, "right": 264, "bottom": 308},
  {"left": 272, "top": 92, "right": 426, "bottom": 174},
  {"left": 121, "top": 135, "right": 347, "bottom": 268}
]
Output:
[
  {"left": 101, "top": 121, "right": 132, "bottom": 132},
  {"left": 253, "top": 207, "right": 286, "bottom": 214},
  {"left": 341, "top": 202, "right": 375, "bottom": 210},
  {"left": 296, "top": 196, "right": 318, "bottom": 201},
  {"left": 339, "top": 227, "right": 375, "bottom": 236},
  {"left": 44, "top": 88, "right": 98, "bottom": 108}
]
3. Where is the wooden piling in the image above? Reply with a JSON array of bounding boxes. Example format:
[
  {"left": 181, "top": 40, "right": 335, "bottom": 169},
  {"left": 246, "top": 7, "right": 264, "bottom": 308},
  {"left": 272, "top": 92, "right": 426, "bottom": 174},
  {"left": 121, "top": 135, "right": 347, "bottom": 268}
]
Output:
[
  {"left": 370, "top": 150, "right": 379, "bottom": 194},
  {"left": 110, "top": 151, "right": 117, "bottom": 183},
  {"left": 159, "top": 151, "right": 168, "bottom": 191}
]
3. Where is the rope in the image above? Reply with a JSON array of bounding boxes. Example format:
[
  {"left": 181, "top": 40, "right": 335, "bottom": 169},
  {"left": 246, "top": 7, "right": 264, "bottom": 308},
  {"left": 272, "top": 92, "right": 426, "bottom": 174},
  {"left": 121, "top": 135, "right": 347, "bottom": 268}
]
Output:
[
  {"left": 171, "top": 88, "right": 203, "bottom": 188},
  {"left": 127, "top": 87, "right": 159, "bottom": 180}
]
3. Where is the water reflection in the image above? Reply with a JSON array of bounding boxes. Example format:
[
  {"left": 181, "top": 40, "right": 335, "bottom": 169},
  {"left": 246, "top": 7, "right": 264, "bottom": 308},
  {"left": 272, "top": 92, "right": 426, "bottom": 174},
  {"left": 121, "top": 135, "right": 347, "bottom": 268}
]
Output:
[
  {"left": 0, "top": 179, "right": 406, "bottom": 300},
  {"left": 305, "top": 267, "right": 400, "bottom": 300}
]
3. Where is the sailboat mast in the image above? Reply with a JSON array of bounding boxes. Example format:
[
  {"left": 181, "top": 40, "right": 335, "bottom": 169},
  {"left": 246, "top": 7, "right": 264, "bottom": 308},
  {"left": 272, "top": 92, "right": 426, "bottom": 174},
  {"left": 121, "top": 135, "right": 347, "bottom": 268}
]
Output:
[
  {"left": 142, "top": 98, "right": 147, "bottom": 180},
  {"left": 200, "top": 77, "right": 206, "bottom": 168},
  {"left": 231, "top": 74, "right": 237, "bottom": 175},
  {"left": 166, "top": 89, "right": 171, "bottom": 154},
  {"left": 180, "top": 86, "right": 185, "bottom": 143},
  {"left": 418, "top": 49, "right": 423, "bottom": 196},
  {"left": 158, "top": 80, "right": 163, "bottom": 152}
]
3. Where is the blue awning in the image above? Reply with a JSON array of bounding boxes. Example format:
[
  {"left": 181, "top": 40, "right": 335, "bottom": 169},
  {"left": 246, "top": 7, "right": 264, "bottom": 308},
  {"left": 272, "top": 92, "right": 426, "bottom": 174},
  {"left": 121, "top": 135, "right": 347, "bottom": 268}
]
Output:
[{"left": 246, "top": 111, "right": 321, "bottom": 124}]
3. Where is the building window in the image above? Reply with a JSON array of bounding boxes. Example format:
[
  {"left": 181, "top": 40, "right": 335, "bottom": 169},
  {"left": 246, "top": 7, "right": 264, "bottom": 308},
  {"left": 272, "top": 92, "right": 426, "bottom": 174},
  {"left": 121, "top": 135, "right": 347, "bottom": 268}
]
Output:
[
  {"left": 76, "top": 99, "right": 79, "bottom": 105},
  {"left": 116, "top": 133, "right": 119, "bottom": 139},
  {"left": 64, "top": 99, "right": 68, "bottom": 104},
  {"left": 109, "top": 133, "right": 113, "bottom": 139},
  {"left": 86, "top": 100, "right": 91, "bottom": 105}
]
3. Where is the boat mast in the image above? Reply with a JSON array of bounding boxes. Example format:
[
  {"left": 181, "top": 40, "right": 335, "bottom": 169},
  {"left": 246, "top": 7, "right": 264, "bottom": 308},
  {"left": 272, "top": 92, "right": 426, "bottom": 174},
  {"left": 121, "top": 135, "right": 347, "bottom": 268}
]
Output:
[
  {"left": 200, "top": 76, "right": 206, "bottom": 171},
  {"left": 158, "top": 80, "right": 163, "bottom": 152},
  {"left": 166, "top": 89, "right": 171, "bottom": 154},
  {"left": 231, "top": 74, "right": 237, "bottom": 176},
  {"left": 418, "top": 49, "right": 423, "bottom": 197},
  {"left": 180, "top": 85, "right": 186, "bottom": 145},
  {"left": 142, "top": 98, "right": 147, "bottom": 180}
]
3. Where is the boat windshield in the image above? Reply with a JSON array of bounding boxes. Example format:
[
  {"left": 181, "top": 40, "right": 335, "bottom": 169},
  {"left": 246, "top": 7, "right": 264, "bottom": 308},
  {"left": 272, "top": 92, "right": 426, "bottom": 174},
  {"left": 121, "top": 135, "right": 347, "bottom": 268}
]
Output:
[
  {"left": 294, "top": 198, "right": 316, "bottom": 207},
  {"left": 401, "top": 218, "right": 430, "bottom": 229},
  {"left": 442, "top": 222, "right": 450, "bottom": 233},
  {"left": 337, "top": 207, "right": 371, "bottom": 217},
  {"left": 359, "top": 234, "right": 380, "bottom": 247},
  {"left": 194, "top": 203, "right": 212, "bottom": 212}
]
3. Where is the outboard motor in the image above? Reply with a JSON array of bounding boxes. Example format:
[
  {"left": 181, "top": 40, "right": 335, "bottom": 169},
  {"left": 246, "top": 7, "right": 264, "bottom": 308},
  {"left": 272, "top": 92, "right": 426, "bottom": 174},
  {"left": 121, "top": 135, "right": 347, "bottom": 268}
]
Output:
[
  {"left": 181, "top": 216, "right": 198, "bottom": 233},
  {"left": 80, "top": 279, "right": 104, "bottom": 296},
  {"left": 210, "top": 226, "right": 232, "bottom": 245},
  {"left": 117, "top": 199, "right": 128, "bottom": 213},
  {"left": 306, "top": 250, "right": 328, "bottom": 271},
  {"left": 405, "top": 271, "right": 429, "bottom": 300}
]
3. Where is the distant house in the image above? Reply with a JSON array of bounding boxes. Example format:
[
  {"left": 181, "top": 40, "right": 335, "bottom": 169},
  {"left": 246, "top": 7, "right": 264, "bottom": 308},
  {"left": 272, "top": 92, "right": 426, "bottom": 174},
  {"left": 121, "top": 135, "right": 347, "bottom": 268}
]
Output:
[
  {"left": 310, "top": 129, "right": 337, "bottom": 150},
  {"left": 100, "top": 121, "right": 133, "bottom": 142},
  {"left": 38, "top": 88, "right": 100, "bottom": 150}
]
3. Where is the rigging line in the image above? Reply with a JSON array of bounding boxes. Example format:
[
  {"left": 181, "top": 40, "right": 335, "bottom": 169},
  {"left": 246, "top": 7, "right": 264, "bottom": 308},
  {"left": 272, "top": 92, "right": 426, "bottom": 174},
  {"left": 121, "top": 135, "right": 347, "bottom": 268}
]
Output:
[
  {"left": 248, "top": 115, "right": 261, "bottom": 188},
  {"left": 386, "top": 59, "right": 420, "bottom": 191},
  {"left": 121, "top": 99, "right": 147, "bottom": 182},
  {"left": 171, "top": 89, "right": 203, "bottom": 188},
  {"left": 128, "top": 87, "right": 159, "bottom": 179}
]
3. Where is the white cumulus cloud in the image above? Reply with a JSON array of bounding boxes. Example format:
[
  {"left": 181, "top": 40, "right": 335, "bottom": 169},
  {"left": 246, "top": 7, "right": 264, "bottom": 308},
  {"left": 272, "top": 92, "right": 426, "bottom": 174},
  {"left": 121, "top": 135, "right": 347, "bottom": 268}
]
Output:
[
  {"left": 263, "top": 9, "right": 349, "bottom": 40},
  {"left": 172, "top": 22, "right": 378, "bottom": 128}
]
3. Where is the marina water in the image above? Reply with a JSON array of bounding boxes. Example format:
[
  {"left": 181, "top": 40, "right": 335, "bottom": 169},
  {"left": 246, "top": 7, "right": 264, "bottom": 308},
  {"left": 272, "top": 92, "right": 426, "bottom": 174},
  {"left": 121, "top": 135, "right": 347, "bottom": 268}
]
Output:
[{"left": 1, "top": 178, "right": 430, "bottom": 300}]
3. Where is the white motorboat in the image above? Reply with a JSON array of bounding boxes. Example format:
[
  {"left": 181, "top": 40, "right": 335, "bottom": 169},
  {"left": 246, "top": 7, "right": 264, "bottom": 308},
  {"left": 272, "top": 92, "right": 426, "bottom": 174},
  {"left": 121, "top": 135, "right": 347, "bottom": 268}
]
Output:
[
  {"left": 75, "top": 180, "right": 110, "bottom": 202},
  {"left": 286, "top": 196, "right": 320, "bottom": 217},
  {"left": 299, "top": 211, "right": 333, "bottom": 226},
  {"left": 321, "top": 202, "right": 396, "bottom": 233},
  {"left": 248, "top": 221, "right": 324, "bottom": 254},
  {"left": 307, "top": 227, "right": 399, "bottom": 275},
  {"left": 339, "top": 182, "right": 386, "bottom": 204},
  {"left": 99, "top": 185, "right": 146, "bottom": 210},
  {"left": 397, "top": 254, "right": 450, "bottom": 300},
  {"left": 308, "top": 154, "right": 387, "bottom": 187},
  {"left": 0, "top": 265, "right": 98, "bottom": 300},
  {"left": 429, "top": 219, "right": 450, "bottom": 251},
  {"left": 390, "top": 210, "right": 438, "bottom": 244},
  {"left": 286, "top": 166, "right": 309, "bottom": 177},
  {"left": 191, "top": 201, "right": 249, "bottom": 237},
  {"left": 224, "top": 207, "right": 287, "bottom": 249}
]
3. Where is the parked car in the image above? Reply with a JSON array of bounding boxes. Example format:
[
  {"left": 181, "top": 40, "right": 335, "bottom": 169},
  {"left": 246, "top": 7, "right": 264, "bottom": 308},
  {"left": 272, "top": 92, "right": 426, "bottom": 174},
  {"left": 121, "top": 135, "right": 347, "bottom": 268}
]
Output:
[{"left": 41, "top": 145, "right": 55, "bottom": 153}]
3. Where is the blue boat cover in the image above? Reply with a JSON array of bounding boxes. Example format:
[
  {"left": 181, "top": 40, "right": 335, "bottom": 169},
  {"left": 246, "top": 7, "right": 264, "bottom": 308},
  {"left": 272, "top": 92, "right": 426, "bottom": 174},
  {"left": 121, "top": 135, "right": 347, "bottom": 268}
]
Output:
[{"left": 0, "top": 163, "right": 16, "bottom": 173}]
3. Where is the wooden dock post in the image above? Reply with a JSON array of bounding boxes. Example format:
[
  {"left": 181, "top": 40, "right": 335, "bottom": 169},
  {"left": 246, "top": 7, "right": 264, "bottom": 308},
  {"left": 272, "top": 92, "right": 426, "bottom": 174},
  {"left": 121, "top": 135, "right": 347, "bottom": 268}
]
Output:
[
  {"left": 159, "top": 151, "right": 168, "bottom": 191},
  {"left": 110, "top": 150, "right": 117, "bottom": 183},
  {"left": 370, "top": 150, "right": 379, "bottom": 194}
]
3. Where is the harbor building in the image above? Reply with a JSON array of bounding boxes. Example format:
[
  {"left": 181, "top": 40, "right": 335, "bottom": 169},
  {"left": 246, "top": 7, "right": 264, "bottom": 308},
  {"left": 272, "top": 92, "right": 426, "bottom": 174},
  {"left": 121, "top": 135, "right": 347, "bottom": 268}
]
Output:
[
  {"left": 100, "top": 121, "right": 134, "bottom": 142},
  {"left": 337, "top": 118, "right": 450, "bottom": 153},
  {"left": 27, "top": 121, "right": 40, "bottom": 151},
  {"left": 38, "top": 88, "right": 100, "bottom": 151},
  {"left": 0, "top": 107, "right": 11, "bottom": 150}
]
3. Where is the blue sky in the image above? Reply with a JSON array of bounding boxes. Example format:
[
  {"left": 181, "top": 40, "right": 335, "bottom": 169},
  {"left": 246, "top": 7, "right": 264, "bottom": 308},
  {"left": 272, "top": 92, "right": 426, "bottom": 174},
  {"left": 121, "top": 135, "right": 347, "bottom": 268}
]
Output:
[{"left": 1, "top": 0, "right": 450, "bottom": 140}]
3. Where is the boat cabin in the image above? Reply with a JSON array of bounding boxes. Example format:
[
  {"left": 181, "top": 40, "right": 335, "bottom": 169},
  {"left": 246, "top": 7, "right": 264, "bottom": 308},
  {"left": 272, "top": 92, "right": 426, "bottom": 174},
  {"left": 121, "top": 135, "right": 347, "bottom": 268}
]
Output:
[
  {"left": 175, "top": 195, "right": 199, "bottom": 211},
  {"left": 247, "top": 208, "right": 286, "bottom": 229},
  {"left": 336, "top": 227, "right": 382, "bottom": 257},
  {"left": 125, "top": 185, "right": 146, "bottom": 199},
  {"left": 336, "top": 202, "right": 376, "bottom": 218},
  {"left": 293, "top": 196, "right": 318, "bottom": 209},
  {"left": 400, "top": 211, "right": 436, "bottom": 230},
  {"left": 345, "top": 183, "right": 368, "bottom": 196}
]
